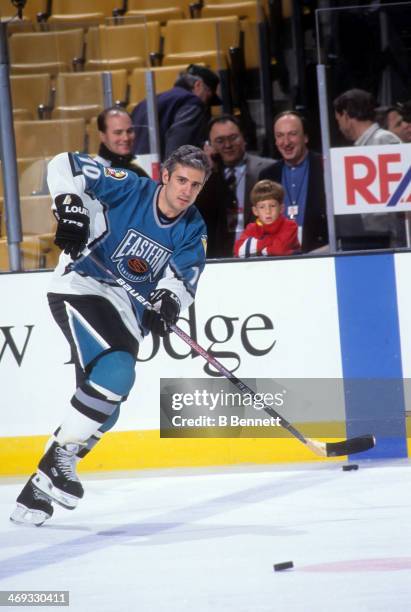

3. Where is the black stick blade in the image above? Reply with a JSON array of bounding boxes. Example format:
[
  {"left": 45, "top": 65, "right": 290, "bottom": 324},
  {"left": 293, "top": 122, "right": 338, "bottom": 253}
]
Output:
[{"left": 325, "top": 434, "right": 375, "bottom": 457}]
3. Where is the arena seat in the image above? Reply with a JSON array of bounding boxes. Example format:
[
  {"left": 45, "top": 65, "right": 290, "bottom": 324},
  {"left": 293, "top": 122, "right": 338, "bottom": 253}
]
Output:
[
  {"left": 86, "top": 117, "right": 100, "bottom": 155},
  {"left": 14, "top": 119, "right": 86, "bottom": 158},
  {"left": 85, "top": 23, "right": 161, "bottom": 71},
  {"left": 162, "top": 17, "right": 240, "bottom": 70},
  {"left": 0, "top": 235, "right": 41, "bottom": 270},
  {"left": 0, "top": 0, "right": 47, "bottom": 31},
  {"left": 52, "top": 70, "right": 128, "bottom": 119},
  {"left": 9, "top": 29, "right": 85, "bottom": 75},
  {"left": 48, "top": 0, "right": 120, "bottom": 25},
  {"left": 18, "top": 158, "right": 50, "bottom": 196},
  {"left": 11, "top": 74, "right": 52, "bottom": 120},
  {"left": 201, "top": 1, "right": 264, "bottom": 21},
  {"left": 0, "top": 158, "right": 50, "bottom": 201},
  {"left": 240, "top": 19, "right": 260, "bottom": 69},
  {"left": 0, "top": 195, "right": 55, "bottom": 237},
  {"left": 0, "top": 232, "right": 59, "bottom": 270},
  {"left": 126, "top": 0, "right": 184, "bottom": 24}
]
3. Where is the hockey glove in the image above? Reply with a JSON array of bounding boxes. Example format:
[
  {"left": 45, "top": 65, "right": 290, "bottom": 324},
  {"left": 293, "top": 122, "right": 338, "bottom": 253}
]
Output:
[
  {"left": 54, "top": 194, "right": 90, "bottom": 259},
  {"left": 142, "top": 289, "right": 181, "bottom": 336}
]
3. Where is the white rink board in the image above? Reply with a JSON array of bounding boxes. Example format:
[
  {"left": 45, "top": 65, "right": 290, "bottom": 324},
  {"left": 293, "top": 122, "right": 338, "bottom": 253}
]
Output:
[{"left": 1, "top": 258, "right": 342, "bottom": 436}]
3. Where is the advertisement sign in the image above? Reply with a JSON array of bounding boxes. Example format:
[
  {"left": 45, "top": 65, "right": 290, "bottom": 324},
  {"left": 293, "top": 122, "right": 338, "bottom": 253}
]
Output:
[
  {"left": 331, "top": 144, "right": 411, "bottom": 214},
  {"left": 0, "top": 258, "right": 342, "bottom": 436}
]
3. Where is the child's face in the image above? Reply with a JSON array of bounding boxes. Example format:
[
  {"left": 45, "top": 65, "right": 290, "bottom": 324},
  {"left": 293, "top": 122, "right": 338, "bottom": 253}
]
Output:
[{"left": 252, "top": 198, "right": 283, "bottom": 225}]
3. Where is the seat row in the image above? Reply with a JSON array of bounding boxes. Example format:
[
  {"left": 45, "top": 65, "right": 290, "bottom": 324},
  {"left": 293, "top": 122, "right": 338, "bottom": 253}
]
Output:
[
  {"left": 12, "top": 118, "right": 103, "bottom": 159},
  {"left": 8, "top": 17, "right": 256, "bottom": 74},
  {"left": 11, "top": 65, "right": 201, "bottom": 121},
  {"left": 1, "top": 0, "right": 271, "bottom": 27}
]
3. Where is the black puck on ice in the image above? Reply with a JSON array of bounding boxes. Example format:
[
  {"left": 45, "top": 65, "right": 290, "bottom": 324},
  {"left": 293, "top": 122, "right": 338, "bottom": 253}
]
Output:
[
  {"left": 342, "top": 464, "right": 359, "bottom": 471},
  {"left": 273, "top": 561, "right": 294, "bottom": 571}
]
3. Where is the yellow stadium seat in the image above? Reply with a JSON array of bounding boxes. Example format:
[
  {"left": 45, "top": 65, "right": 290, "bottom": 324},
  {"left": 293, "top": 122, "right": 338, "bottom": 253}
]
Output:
[
  {"left": 14, "top": 119, "right": 86, "bottom": 158},
  {"left": 11, "top": 74, "right": 51, "bottom": 120},
  {"left": 126, "top": 0, "right": 184, "bottom": 24},
  {"left": 0, "top": 158, "right": 49, "bottom": 202},
  {"left": 0, "top": 0, "right": 46, "bottom": 21},
  {"left": 162, "top": 17, "right": 240, "bottom": 70},
  {"left": 127, "top": 64, "right": 195, "bottom": 108},
  {"left": 18, "top": 158, "right": 50, "bottom": 195},
  {"left": 240, "top": 19, "right": 260, "bottom": 69},
  {"left": 52, "top": 70, "right": 128, "bottom": 119},
  {"left": 9, "top": 29, "right": 85, "bottom": 75},
  {"left": 85, "top": 23, "right": 161, "bottom": 71},
  {"left": 0, "top": 195, "right": 55, "bottom": 237},
  {"left": 0, "top": 232, "right": 59, "bottom": 270},
  {"left": 0, "top": 235, "right": 41, "bottom": 271},
  {"left": 48, "top": 0, "right": 120, "bottom": 25},
  {"left": 201, "top": 1, "right": 264, "bottom": 21},
  {"left": 39, "top": 233, "right": 60, "bottom": 269},
  {"left": 86, "top": 117, "right": 100, "bottom": 155}
]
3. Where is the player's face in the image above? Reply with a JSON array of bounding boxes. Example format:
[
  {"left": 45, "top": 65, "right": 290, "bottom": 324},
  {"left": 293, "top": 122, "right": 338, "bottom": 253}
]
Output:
[
  {"left": 252, "top": 198, "right": 283, "bottom": 225},
  {"left": 100, "top": 113, "right": 135, "bottom": 156},
  {"left": 274, "top": 115, "right": 308, "bottom": 165},
  {"left": 209, "top": 120, "right": 246, "bottom": 167},
  {"left": 160, "top": 164, "right": 205, "bottom": 217}
]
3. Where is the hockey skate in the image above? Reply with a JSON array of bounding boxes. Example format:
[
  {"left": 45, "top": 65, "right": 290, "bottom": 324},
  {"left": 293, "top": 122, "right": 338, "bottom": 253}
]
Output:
[
  {"left": 32, "top": 442, "right": 84, "bottom": 509},
  {"left": 10, "top": 474, "right": 54, "bottom": 527}
]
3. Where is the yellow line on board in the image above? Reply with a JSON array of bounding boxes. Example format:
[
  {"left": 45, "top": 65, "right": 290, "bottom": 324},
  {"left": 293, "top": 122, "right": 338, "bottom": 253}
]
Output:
[{"left": 0, "top": 428, "right": 348, "bottom": 476}]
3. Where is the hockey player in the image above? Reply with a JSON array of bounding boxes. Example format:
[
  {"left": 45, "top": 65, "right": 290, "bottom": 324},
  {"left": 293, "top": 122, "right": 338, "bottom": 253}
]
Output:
[{"left": 10, "top": 145, "right": 210, "bottom": 526}]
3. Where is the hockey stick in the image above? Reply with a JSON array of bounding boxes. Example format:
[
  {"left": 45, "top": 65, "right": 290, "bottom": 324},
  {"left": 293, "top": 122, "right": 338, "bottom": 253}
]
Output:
[{"left": 87, "top": 253, "right": 375, "bottom": 458}]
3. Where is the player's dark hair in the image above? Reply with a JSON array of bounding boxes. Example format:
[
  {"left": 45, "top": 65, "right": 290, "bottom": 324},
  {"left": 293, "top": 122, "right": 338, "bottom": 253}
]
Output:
[
  {"left": 333, "top": 89, "right": 376, "bottom": 121},
  {"left": 273, "top": 110, "right": 308, "bottom": 134},
  {"left": 97, "top": 107, "right": 132, "bottom": 133},
  {"left": 163, "top": 145, "right": 211, "bottom": 179}
]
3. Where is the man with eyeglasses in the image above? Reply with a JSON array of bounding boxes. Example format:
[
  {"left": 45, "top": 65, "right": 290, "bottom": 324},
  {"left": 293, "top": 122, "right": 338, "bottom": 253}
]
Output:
[
  {"left": 195, "top": 114, "right": 273, "bottom": 257},
  {"left": 95, "top": 107, "right": 149, "bottom": 178}
]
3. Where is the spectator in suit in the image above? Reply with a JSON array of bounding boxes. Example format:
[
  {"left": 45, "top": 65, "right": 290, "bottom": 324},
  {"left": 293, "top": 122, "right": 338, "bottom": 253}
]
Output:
[
  {"left": 195, "top": 114, "right": 273, "bottom": 258},
  {"left": 95, "top": 107, "right": 148, "bottom": 178},
  {"left": 259, "top": 111, "right": 328, "bottom": 253},
  {"left": 131, "top": 64, "right": 221, "bottom": 160}
]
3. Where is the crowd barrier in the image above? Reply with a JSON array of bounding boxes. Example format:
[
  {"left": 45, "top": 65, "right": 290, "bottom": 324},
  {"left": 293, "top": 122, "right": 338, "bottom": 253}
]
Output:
[{"left": 0, "top": 252, "right": 410, "bottom": 475}]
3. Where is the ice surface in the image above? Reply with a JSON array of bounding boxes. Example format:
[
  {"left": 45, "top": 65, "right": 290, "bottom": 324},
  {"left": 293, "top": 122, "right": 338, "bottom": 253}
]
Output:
[{"left": 1, "top": 461, "right": 411, "bottom": 612}]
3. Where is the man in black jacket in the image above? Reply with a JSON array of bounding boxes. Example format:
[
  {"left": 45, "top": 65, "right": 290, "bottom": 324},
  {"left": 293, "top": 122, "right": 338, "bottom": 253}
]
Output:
[
  {"left": 95, "top": 107, "right": 148, "bottom": 178},
  {"left": 259, "top": 111, "right": 328, "bottom": 253},
  {"left": 131, "top": 65, "right": 221, "bottom": 160}
]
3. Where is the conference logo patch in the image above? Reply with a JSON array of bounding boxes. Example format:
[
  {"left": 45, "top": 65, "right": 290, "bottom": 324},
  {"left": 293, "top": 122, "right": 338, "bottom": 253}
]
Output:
[{"left": 104, "top": 167, "right": 128, "bottom": 180}]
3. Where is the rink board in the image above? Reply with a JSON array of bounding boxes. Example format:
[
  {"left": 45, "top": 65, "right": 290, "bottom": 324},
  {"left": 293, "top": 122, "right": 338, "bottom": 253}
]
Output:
[{"left": 0, "top": 252, "right": 410, "bottom": 474}]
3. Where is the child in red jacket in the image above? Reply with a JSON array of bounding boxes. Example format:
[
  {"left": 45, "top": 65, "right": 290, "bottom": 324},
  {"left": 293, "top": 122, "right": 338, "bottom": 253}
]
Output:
[{"left": 234, "top": 180, "right": 300, "bottom": 257}]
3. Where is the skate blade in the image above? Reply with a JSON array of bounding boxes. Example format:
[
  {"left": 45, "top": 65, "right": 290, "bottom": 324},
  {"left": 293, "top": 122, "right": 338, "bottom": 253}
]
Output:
[
  {"left": 32, "top": 471, "right": 79, "bottom": 510},
  {"left": 10, "top": 503, "right": 51, "bottom": 527}
]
